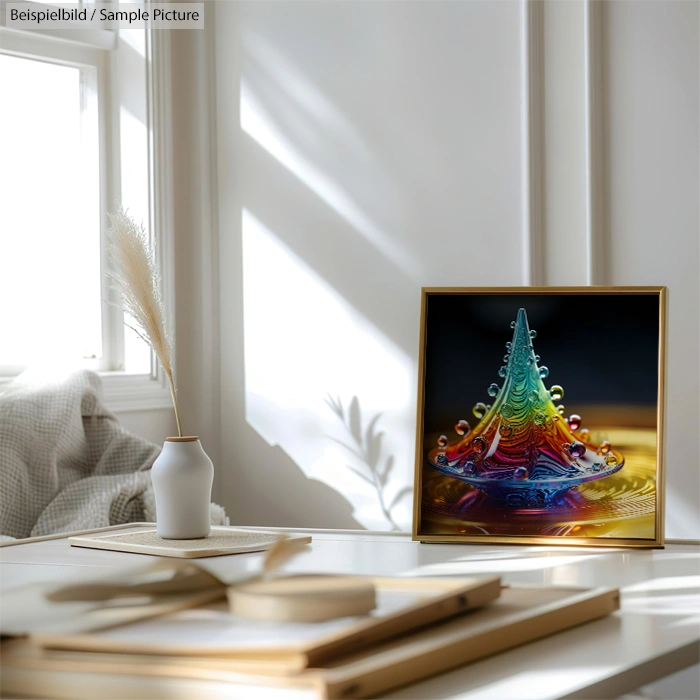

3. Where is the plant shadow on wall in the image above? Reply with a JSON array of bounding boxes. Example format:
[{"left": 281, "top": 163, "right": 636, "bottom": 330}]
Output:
[
  {"left": 230, "top": 14, "right": 425, "bottom": 531},
  {"left": 325, "top": 395, "right": 412, "bottom": 531}
]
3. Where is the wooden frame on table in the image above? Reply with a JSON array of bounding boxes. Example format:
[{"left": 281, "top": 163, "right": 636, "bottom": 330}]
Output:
[{"left": 412, "top": 286, "right": 667, "bottom": 548}]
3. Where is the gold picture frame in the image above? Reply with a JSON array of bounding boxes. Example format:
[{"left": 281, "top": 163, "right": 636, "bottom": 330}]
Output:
[{"left": 412, "top": 287, "right": 666, "bottom": 548}]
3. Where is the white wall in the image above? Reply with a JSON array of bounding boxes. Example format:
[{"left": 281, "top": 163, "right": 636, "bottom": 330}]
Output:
[
  {"left": 542, "top": 0, "right": 700, "bottom": 539},
  {"left": 603, "top": 0, "right": 699, "bottom": 539},
  {"left": 115, "top": 409, "right": 175, "bottom": 447},
  {"left": 214, "top": 0, "right": 523, "bottom": 531},
  {"left": 209, "top": 0, "right": 699, "bottom": 537}
]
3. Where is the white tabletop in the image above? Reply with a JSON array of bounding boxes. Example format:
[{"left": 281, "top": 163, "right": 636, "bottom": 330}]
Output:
[{"left": 1, "top": 525, "right": 699, "bottom": 699}]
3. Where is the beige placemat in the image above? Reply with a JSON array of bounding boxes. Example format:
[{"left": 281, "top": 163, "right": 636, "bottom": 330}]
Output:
[{"left": 69, "top": 528, "right": 311, "bottom": 558}]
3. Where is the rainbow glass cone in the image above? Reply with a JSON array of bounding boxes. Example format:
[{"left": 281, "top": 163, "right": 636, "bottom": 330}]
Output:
[{"left": 428, "top": 308, "right": 624, "bottom": 507}]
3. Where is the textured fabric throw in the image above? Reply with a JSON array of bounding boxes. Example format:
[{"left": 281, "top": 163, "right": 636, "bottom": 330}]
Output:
[{"left": 0, "top": 370, "right": 226, "bottom": 539}]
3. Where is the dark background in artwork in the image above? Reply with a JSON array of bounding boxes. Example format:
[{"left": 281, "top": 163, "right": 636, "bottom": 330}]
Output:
[{"left": 422, "top": 292, "right": 661, "bottom": 433}]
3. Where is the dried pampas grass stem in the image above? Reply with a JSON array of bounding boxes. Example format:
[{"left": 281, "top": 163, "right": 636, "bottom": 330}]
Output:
[
  {"left": 107, "top": 209, "right": 183, "bottom": 437},
  {"left": 262, "top": 536, "right": 310, "bottom": 576}
]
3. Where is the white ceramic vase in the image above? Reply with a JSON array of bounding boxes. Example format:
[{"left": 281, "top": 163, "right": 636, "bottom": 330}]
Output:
[{"left": 151, "top": 437, "right": 214, "bottom": 539}]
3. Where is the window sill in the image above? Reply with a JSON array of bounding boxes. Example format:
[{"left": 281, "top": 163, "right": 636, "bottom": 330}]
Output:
[
  {"left": 0, "top": 371, "right": 173, "bottom": 414},
  {"left": 101, "top": 373, "right": 173, "bottom": 413}
]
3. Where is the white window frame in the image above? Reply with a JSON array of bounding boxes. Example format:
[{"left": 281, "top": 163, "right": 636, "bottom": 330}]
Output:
[{"left": 0, "top": 1, "right": 174, "bottom": 411}]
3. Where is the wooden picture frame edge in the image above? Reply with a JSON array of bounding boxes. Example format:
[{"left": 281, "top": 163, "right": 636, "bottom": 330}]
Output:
[{"left": 411, "top": 285, "right": 667, "bottom": 549}]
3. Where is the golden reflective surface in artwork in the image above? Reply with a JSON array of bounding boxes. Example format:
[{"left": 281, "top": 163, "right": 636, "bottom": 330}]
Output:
[{"left": 421, "top": 428, "right": 657, "bottom": 539}]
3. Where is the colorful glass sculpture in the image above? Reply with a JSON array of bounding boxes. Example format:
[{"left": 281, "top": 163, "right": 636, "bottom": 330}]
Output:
[{"left": 427, "top": 308, "right": 624, "bottom": 507}]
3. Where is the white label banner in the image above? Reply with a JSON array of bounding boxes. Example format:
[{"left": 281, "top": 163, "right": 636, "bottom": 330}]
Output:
[{"left": 6, "top": 3, "right": 204, "bottom": 29}]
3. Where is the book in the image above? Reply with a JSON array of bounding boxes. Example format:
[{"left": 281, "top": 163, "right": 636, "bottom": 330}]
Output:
[{"left": 1, "top": 584, "right": 620, "bottom": 700}]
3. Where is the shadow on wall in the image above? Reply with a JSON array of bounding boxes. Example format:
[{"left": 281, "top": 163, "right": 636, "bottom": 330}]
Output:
[
  {"left": 325, "top": 395, "right": 412, "bottom": 531},
  {"left": 224, "top": 11, "right": 444, "bottom": 531},
  {"left": 219, "top": 1, "right": 522, "bottom": 531},
  {"left": 238, "top": 209, "right": 415, "bottom": 531},
  {"left": 233, "top": 20, "right": 421, "bottom": 531},
  {"left": 235, "top": 419, "right": 364, "bottom": 530}
]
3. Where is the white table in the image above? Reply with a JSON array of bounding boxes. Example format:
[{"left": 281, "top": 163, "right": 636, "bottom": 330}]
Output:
[{"left": 1, "top": 525, "right": 699, "bottom": 699}]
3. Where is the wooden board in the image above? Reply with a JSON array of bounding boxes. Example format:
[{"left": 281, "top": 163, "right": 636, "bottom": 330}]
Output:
[
  {"left": 69, "top": 527, "right": 312, "bottom": 558},
  {"left": 33, "top": 575, "right": 503, "bottom": 670},
  {"left": 2, "top": 584, "right": 620, "bottom": 700},
  {"left": 0, "top": 587, "right": 226, "bottom": 639},
  {"left": 318, "top": 584, "right": 620, "bottom": 698}
]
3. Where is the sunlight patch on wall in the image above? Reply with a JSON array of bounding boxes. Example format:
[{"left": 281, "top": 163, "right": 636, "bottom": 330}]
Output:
[
  {"left": 242, "top": 29, "right": 375, "bottom": 170},
  {"left": 242, "top": 210, "right": 414, "bottom": 530},
  {"left": 240, "top": 81, "right": 419, "bottom": 278}
]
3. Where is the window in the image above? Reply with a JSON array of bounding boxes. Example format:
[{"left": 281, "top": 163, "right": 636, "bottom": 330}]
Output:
[
  {"left": 0, "top": 2, "right": 171, "bottom": 407},
  {"left": 0, "top": 53, "right": 103, "bottom": 368}
]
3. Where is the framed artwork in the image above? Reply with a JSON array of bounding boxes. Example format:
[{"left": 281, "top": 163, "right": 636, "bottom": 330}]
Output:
[{"left": 412, "top": 287, "right": 666, "bottom": 548}]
